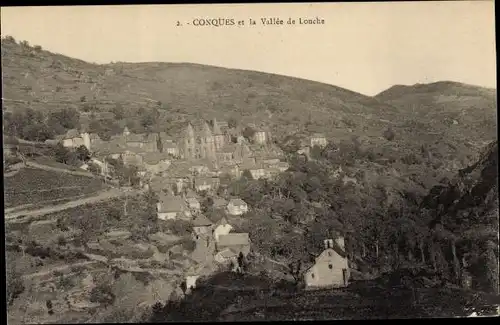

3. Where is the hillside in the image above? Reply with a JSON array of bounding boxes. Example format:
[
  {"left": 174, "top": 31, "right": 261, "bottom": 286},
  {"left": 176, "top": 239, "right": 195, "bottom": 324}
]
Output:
[
  {"left": 3, "top": 36, "right": 497, "bottom": 177},
  {"left": 375, "top": 81, "right": 497, "bottom": 149},
  {"left": 2, "top": 36, "right": 399, "bottom": 140}
]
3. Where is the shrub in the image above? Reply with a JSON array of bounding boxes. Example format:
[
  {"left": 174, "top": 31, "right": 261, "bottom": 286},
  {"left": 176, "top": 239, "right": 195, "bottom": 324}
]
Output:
[
  {"left": 383, "top": 127, "right": 396, "bottom": 141},
  {"left": 90, "top": 283, "right": 115, "bottom": 306}
]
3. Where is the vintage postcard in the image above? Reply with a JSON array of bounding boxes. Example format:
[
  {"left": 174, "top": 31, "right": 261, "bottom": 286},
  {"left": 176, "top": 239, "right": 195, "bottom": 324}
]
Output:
[{"left": 2, "top": 2, "right": 498, "bottom": 323}]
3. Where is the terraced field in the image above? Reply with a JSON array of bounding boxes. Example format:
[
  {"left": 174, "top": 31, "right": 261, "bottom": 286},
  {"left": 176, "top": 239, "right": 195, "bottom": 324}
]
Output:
[{"left": 4, "top": 167, "right": 106, "bottom": 208}]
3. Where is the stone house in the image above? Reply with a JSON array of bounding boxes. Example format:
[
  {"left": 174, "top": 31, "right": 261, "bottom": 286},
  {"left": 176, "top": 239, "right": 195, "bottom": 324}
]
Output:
[
  {"left": 194, "top": 177, "right": 219, "bottom": 193},
  {"left": 191, "top": 214, "right": 213, "bottom": 240},
  {"left": 142, "top": 152, "right": 171, "bottom": 174},
  {"left": 310, "top": 133, "right": 328, "bottom": 148},
  {"left": 121, "top": 148, "right": 145, "bottom": 166},
  {"left": 253, "top": 129, "right": 267, "bottom": 145},
  {"left": 186, "top": 197, "right": 201, "bottom": 213},
  {"left": 303, "top": 237, "right": 350, "bottom": 289},
  {"left": 248, "top": 164, "right": 267, "bottom": 180},
  {"left": 61, "top": 129, "right": 90, "bottom": 149},
  {"left": 227, "top": 198, "right": 248, "bottom": 216},
  {"left": 163, "top": 142, "right": 180, "bottom": 158},
  {"left": 157, "top": 194, "right": 190, "bottom": 220},
  {"left": 216, "top": 233, "right": 251, "bottom": 257}
]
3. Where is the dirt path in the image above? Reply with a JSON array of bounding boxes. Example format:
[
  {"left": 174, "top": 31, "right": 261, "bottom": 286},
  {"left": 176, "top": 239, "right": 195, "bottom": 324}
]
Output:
[
  {"left": 23, "top": 261, "right": 99, "bottom": 280},
  {"left": 5, "top": 188, "right": 145, "bottom": 223}
]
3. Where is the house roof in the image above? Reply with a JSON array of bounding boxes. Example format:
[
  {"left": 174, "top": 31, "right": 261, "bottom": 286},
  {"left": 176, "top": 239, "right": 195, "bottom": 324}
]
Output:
[
  {"left": 185, "top": 189, "right": 198, "bottom": 199},
  {"left": 194, "top": 177, "right": 219, "bottom": 187},
  {"left": 218, "top": 233, "right": 250, "bottom": 247},
  {"left": 123, "top": 146, "right": 146, "bottom": 155},
  {"left": 158, "top": 194, "right": 186, "bottom": 213},
  {"left": 164, "top": 142, "right": 178, "bottom": 149},
  {"left": 126, "top": 133, "right": 148, "bottom": 143},
  {"left": 212, "top": 198, "right": 228, "bottom": 208},
  {"left": 311, "top": 133, "right": 326, "bottom": 139},
  {"left": 143, "top": 152, "right": 171, "bottom": 165},
  {"left": 215, "top": 216, "right": 230, "bottom": 226},
  {"left": 186, "top": 197, "right": 200, "bottom": 205},
  {"left": 217, "top": 248, "right": 238, "bottom": 259},
  {"left": 149, "top": 177, "right": 174, "bottom": 193},
  {"left": 192, "top": 214, "right": 213, "bottom": 227},
  {"left": 228, "top": 198, "right": 247, "bottom": 206}
]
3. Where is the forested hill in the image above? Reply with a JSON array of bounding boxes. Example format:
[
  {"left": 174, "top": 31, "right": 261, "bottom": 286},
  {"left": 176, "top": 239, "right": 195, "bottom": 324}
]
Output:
[{"left": 375, "top": 81, "right": 497, "bottom": 149}]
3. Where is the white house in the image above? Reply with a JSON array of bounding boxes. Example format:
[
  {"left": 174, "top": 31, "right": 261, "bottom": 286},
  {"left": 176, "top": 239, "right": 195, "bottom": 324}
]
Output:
[
  {"left": 227, "top": 198, "right": 248, "bottom": 216},
  {"left": 310, "top": 133, "right": 328, "bottom": 148},
  {"left": 186, "top": 197, "right": 201, "bottom": 212},
  {"left": 253, "top": 130, "right": 267, "bottom": 145},
  {"left": 185, "top": 275, "right": 200, "bottom": 291},
  {"left": 213, "top": 217, "right": 233, "bottom": 242},
  {"left": 303, "top": 237, "right": 350, "bottom": 289}
]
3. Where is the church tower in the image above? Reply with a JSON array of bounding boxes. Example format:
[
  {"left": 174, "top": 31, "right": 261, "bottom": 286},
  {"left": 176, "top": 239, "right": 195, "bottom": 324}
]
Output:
[
  {"left": 201, "top": 121, "right": 216, "bottom": 160},
  {"left": 183, "top": 123, "right": 196, "bottom": 159},
  {"left": 212, "top": 118, "right": 225, "bottom": 150}
]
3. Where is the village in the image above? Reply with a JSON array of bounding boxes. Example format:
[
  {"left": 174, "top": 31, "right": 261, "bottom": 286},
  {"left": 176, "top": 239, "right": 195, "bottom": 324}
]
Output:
[{"left": 48, "top": 117, "right": 351, "bottom": 293}]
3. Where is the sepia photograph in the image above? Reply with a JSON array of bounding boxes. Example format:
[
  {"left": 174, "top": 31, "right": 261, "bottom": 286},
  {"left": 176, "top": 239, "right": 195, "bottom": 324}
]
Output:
[{"left": 2, "top": 2, "right": 498, "bottom": 322}]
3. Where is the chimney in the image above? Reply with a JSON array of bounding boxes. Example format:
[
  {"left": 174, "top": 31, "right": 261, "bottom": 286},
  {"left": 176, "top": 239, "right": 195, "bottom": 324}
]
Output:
[
  {"left": 323, "top": 239, "right": 334, "bottom": 250},
  {"left": 335, "top": 237, "right": 345, "bottom": 250}
]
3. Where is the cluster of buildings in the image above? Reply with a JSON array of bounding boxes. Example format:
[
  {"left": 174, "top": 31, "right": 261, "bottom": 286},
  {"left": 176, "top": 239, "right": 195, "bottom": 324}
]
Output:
[{"left": 57, "top": 118, "right": 290, "bottom": 185}]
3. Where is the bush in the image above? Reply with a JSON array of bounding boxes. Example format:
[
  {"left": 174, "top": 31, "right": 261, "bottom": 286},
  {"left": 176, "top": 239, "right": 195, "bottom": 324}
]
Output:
[
  {"left": 383, "top": 127, "right": 396, "bottom": 141},
  {"left": 90, "top": 283, "right": 115, "bottom": 306}
]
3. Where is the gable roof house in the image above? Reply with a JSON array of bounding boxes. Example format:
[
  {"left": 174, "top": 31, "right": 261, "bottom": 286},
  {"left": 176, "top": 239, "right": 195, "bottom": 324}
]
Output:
[
  {"left": 191, "top": 214, "right": 214, "bottom": 239},
  {"left": 227, "top": 198, "right": 248, "bottom": 216},
  {"left": 194, "top": 176, "right": 220, "bottom": 193},
  {"left": 156, "top": 194, "right": 190, "bottom": 221},
  {"left": 186, "top": 197, "right": 201, "bottom": 212},
  {"left": 61, "top": 129, "right": 87, "bottom": 149},
  {"left": 142, "top": 152, "right": 171, "bottom": 174},
  {"left": 303, "top": 237, "right": 350, "bottom": 289},
  {"left": 216, "top": 233, "right": 251, "bottom": 257},
  {"left": 310, "top": 133, "right": 328, "bottom": 148}
]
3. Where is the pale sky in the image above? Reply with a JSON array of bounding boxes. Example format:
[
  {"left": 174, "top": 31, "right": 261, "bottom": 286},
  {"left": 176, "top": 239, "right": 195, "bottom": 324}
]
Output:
[{"left": 1, "top": 2, "right": 496, "bottom": 96}]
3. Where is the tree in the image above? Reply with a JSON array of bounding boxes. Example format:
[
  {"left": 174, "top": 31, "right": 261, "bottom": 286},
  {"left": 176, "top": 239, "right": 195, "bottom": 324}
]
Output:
[
  {"left": 76, "top": 145, "right": 91, "bottom": 162},
  {"left": 54, "top": 143, "right": 71, "bottom": 163},
  {"left": 46, "top": 300, "right": 54, "bottom": 315},
  {"left": 90, "top": 283, "right": 116, "bottom": 307},
  {"left": 49, "top": 108, "right": 80, "bottom": 130},
  {"left": 228, "top": 117, "right": 238, "bottom": 129},
  {"left": 383, "top": 127, "right": 396, "bottom": 141},
  {"left": 241, "top": 169, "right": 254, "bottom": 181},
  {"left": 112, "top": 103, "right": 125, "bottom": 120},
  {"left": 242, "top": 126, "right": 256, "bottom": 142}
]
